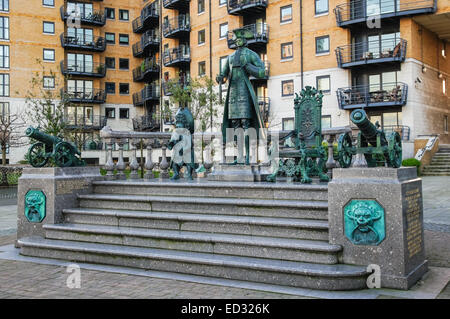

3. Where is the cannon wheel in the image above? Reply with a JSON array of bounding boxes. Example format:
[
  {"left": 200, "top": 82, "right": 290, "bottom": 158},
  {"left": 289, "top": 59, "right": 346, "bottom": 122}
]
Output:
[
  {"left": 28, "top": 142, "right": 49, "bottom": 167},
  {"left": 337, "top": 132, "right": 353, "bottom": 168},
  {"left": 54, "top": 142, "right": 74, "bottom": 167},
  {"left": 388, "top": 132, "right": 402, "bottom": 168}
]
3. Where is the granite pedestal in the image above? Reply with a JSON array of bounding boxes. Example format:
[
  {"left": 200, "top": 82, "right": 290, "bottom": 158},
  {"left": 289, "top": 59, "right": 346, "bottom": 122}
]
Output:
[
  {"left": 16, "top": 167, "right": 104, "bottom": 246},
  {"left": 328, "top": 167, "right": 428, "bottom": 290}
]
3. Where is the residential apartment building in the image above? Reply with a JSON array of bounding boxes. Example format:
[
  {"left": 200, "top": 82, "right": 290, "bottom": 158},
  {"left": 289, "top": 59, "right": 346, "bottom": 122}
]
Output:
[{"left": 1, "top": 0, "right": 449, "bottom": 164}]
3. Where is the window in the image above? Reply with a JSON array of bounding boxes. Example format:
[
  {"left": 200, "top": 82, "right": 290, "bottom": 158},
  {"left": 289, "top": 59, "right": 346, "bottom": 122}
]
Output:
[
  {"left": 315, "top": 0, "right": 328, "bottom": 15},
  {"left": 219, "top": 0, "right": 227, "bottom": 6},
  {"left": 198, "top": 29, "right": 205, "bottom": 45},
  {"left": 322, "top": 115, "right": 331, "bottom": 128},
  {"left": 198, "top": 61, "right": 206, "bottom": 77},
  {"left": 219, "top": 23, "right": 228, "bottom": 39},
  {"left": 315, "top": 36, "right": 329, "bottom": 54},
  {"left": 119, "top": 83, "right": 129, "bottom": 95},
  {"left": 43, "top": 21, "right": 55, "bottom": 34},
  {"left": 105, "top": 33, "right": 115, "bottom": 44},
  {"left": 316, "top": 75, "right": 330, "bottom": 93},
  {"left": 67, "top": 27, "right": 93, "bottom": 45},
  {"left": 119, "top": 108, "right": 129, "bottom": 119},
  {"left": 0, "top": 45, "right": 8, "bottom": 68},
  {"left": 0, "top": 73, "right": 9, "bottom": 96},
  {"left": 67, "top": 79, "right": 93, "bottom": 95},
  {"left": 198, "top": 0, "right": 205, "bottom": 14},
  {"left": 280, "top": 5, "right": 292, "bottom": 23},
  {"left": 105, "top": 57, "right": 115, "bottom": 69},
  {"left": 119, "top": 34, "right": 129, "bottom": 45},
  {"left": 66, "top": 53, "right": 93, "bottom": 73},
  {"left": 43, "top": 49, "right": 55, "bottom": 62},
  {"left": 445, "top": 115, "right": 448, "bottom": 132},
  {"left": 282, "top": 80, "right": 294, "bottom": 97},
  {"left": 282, "top": 118, "right": 294, "bottom": 130},
  {"left": 444, "top": 78, "right": 447, "bottom": 95},
  {"left": 43, "top": 0, "right": 54, "bottom": 6},
  {"left": 219, "top": 56, "right": 227, "bottom": 73},
  {"left": 119, "top": 58, "right": 129, "bottom": 70},
  {"left": 0, "top": 1, "right": 8, "bottom": 12},
  {"left": 105, "top": 82, "right": 115, "bottom": 94},
  {"left": 105, "top": 8, "right": 115, "bottom": 19},
  {"left": 281, "top": 42, "right": 293, "bottom": 60},
  {"left": 43, "top": 76, "right": 55, "bottom": 89},
  {"left": 119, "top": 10, "right": 129, "bottom": 21},
  {"left": 105, "top": 108, "right": 115, "bottom": 119},
  {"left": 0, "top": 17, "right": 8, "bottom": 40}
]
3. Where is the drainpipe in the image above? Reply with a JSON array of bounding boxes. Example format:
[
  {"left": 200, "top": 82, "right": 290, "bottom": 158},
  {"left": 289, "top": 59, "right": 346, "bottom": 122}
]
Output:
[
  {"left": 300, "top": 0, "right": 304, "bottom": 89},
  {"left": 209, "top": 0, "right": 213, "bottom": 130},
  {"left": 159, "top": 1, "right": 163, "bottom": 132}
]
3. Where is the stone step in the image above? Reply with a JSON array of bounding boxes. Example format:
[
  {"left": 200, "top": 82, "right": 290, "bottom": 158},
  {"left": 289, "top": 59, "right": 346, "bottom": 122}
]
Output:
[
  {"left": 92, "top": 180, "right": 329, "bottom": 202},
  {"left": 43, "top": 223, "right": 340, "bottom": 264},
  {"left": 431, "top": 155, "right": 450, "bottom": 159},
  {"left": 63, "top": 208, "right": 329, "bottom": 241},
  {"left": 422, "top": 168, "right": 450, "bottom": 173},
  {"left": 18, "top": 237, "right": 368, "bottom": 290},
  {"left": 78, "top": 194, "right": 329, "bottom": 220},
  {"left": 423, "top": 165, "right": 450, "bottom": 169},
  {"left": 421, "top": 172, "right": 450, "bottom": 176}
]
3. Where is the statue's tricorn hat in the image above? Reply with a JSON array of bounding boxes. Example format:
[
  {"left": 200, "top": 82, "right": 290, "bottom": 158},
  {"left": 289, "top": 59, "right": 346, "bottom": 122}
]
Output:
[{"left": 232, "top": 27, "right": 254, "bottom": 40}]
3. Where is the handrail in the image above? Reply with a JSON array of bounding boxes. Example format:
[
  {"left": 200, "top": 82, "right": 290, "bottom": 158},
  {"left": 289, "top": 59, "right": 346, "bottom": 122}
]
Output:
[{"left": 61, "top": 60, "right": 106, "bottom": 76}]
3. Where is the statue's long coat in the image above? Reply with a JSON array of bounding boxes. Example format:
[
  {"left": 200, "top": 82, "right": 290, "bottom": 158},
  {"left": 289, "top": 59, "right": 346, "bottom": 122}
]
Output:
[{"left": 219, "top": 46, "right": 267, "bottom": 143}]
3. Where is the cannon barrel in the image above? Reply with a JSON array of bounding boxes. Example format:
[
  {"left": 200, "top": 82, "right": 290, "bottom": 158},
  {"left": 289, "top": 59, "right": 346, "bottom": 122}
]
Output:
[
  {"left": 350, "top": 109, "right": 387, "bottom": 146},
  {"left": 25, "top": 126, "right": 62, "bottom": 146}
]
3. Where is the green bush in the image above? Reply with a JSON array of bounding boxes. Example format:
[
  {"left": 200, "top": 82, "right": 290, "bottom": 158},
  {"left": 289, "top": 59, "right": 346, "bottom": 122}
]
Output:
[{"left": 402, "top": 158, "right": 421, "bottom": 175}]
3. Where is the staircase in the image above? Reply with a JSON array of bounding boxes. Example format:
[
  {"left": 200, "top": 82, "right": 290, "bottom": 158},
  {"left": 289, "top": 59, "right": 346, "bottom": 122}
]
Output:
[
  {"left": 18, "top": 180, "right": 369, "bottom": 291},
  {"left": 422, "top": 146, "right": 450, "bottom": 176}
]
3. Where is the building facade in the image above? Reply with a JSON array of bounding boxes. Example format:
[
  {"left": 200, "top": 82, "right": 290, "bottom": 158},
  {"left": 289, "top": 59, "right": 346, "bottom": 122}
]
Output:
[{"left": 1, "top": 0, "right": 449, "bottom": 164}]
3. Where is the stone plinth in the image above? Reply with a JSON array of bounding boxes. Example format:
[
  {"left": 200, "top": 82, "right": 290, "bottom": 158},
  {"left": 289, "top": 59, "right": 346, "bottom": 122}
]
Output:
[
  {"left": 328, "top": 167, "right": 428, "bottom": 290},
  {"left": 16, "top": 167, "right": 104, "bottom": 246},
  {"left": 207, "top": 163, "right": 271, "bottom": 182}
]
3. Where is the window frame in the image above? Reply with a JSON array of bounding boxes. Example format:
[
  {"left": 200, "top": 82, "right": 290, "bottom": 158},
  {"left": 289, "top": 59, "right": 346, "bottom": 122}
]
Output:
[
  {"left": 198, "top": 29, "right": 206, "bottom": 45},
  {"left": 119, "top": 58, "right": 129, "bottom": 70},
  {"left": 198, "top": 61, "right": 206, "bottom": 77},
  {"left": 282, "top": 117, "right": 294, "bottom": 131},
  {"left": 315, "top": 0, "right": 329, "bottom": 15},
  {"left": 0, "top": 45, "right": 9, "bottom": 68},
  {"left": 0, "top": 73, "right": 9, "bottom": 96},
  {"left": 42, "top": 0, "right": 54, "bottom": 7},
  {"left": 0, "top": 17, "right": 8, "bottom": 40},
  {"left": 281, "top": 80, "right": 294, "bottom": 97},
  {"left": 119, "top": 9, "right": 129, "bottom": 21},
  {"left": 105, "top": 82, "right": 116, "bottom": 94},
  {"left": 315, "top": 35, "right": 330, "bottom": 54},
  {"left": 0, "top": 0, "right": 9, "bottom": 12},
  {"left": 316, "top": 75, "right": 331, "bottom": 93},
  {"left": 43, "top": 21, "right": 55, "bottom": 35},
  {"left": 105, "top": 107, "right": 115, "bottom": 119},
  {"left": 280, "top": 5, "right": 292, "bottom": 24},
  {"left": 43, "top": 48, "right": 55, "bottom": 62},
  {"left": 119, "top": 83, "right": 129, "bottom": 95},
  {"left": 105, "top": 32, "right": 115, "bottom": 44},
  {"left": 119, "top": 108, "right": 129, "bottom": 119},
  {"left": 105, "top": 57, "right": 115, "bottom": 69},
  {"left": 105, "top": 8, "right": 115, "bottom": 20},
  {"left": 43, "top": 76, "right": 55, "bottom": 89},
  {"left": 198, "top": 0, "right": 205, "bottom": 14},
  {"left": 219, "top": 23, "right": 228, "bottom": 39},
  {"left": 321, "top": 115, "right": 332, "bottom": 129},
  {"left": 281, "top": 42, "right": 293, "bottom": 60},
  {"left": 118, "top": 34, "right": 129, "bottom": 46}
]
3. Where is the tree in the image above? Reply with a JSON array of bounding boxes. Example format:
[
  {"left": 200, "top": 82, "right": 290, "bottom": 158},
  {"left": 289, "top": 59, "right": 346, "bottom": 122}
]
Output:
[{"left": 0, "top": 107, "right": 27, "bottom": 165}]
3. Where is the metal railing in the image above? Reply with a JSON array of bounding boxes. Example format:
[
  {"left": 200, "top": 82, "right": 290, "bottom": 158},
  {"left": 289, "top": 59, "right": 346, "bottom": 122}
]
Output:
[
  {"left": 132, "top": 1, "right": 159, "bottom": 33},
  {"left": 162, "top": 15, "right": 190, "bottom": 38},
  {"left": 64, "top": 115, "right": 107, "bottom": 130},
  {"left": 60, "top": 60, "right": 106, "bottom": 77},
  {"left": 132, "top": 115, "right": 160, "bottom": 131},
  {"left": 60, "top": 5, "right": 106, "bottom": 25},
  {"left": 227, "top": 0, "right": 268, "bottom": 14},
  {"left": 336, "top": 38, "right": 407, "bottom": 67},
  {"left": 133, "top": 58, "right": 160, "bottom": 82},
  {"left": 334, "top": 0, "right": 436, "bottom": 26},
  {"left": 60, "top": 33, "right": 106, "bottom": 51},
  {"left": 163, "top": 46, "right": 191, "bottom": 67},
  {"left": 162, "top": 78, "right": 191, "bottom": 96},
  {"left": 133, "top": 85, "right": 161, "bottom": 106},
  {"left": 228, "top": 23, "right": 269, "bottom": 49},
  {"left": 163, "top": 0, "right": 190, "bottom": 9},
  {"left": 337, "top": 82, "right": 408, "bottom": 109},
  {"left": 383, "top": 125, "right": 410, "bottom": 141},
  {"left": 63, "top": 88, "right": 107, "bottom": 103},
  {"left": 132, "top": 30, "right": 160, "bottom": 56}
]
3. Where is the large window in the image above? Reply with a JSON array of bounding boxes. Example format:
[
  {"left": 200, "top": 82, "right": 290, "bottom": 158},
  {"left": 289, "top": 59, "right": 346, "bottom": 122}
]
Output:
[
  {"left": 282, "top": 80, "right": 294, "bottom": 97},
  {"left": 67, "top": 79, "right": 93, "bottom": 95},
  {"left": 67, "top": 27, "right": 93, "bottom": 44},
  {"left": 281, "top": 42, "right": 293, "bottom": 60},
  {"left": 66, "top": 2, "right": 93, "bottom": 19},
  {"left": 0, "top": 73, "right": 9, "bottom": 96},
  {"left": 67, "top": 53, "right": 93, "bottom": 72},
  {"left": 43, "top": 21, "right": 55, "bottom": 34},
  {"left": 315, "top": 36, "right": 329, "bottom": 54},
  {"left": 0, "top": 45, "right": 9, "bottom": 68},
  {"left": 0, "top": 1, "right": 8, "bottom": 11},
  {"left": 369, "top": 71, "right": 398, "bottom": 91},
  {"left": 0, "top": 17, "right": 9, "bottom": 39},
  {"left": 280, "top": 5, "right": 292, "bottom": 23},
  {"left": 315, "top": 0, "right": 328, "bottom": 15}
]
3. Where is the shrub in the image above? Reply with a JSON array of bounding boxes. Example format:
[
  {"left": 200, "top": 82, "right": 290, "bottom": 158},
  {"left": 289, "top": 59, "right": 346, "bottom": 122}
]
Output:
[{"left": 402, "top": 158, "right": 421, "bottom": 175}]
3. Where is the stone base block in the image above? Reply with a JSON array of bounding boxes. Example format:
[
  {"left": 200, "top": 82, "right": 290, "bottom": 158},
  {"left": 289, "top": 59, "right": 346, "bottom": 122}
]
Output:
[{"left": 207, "top": 163, "right": 271, "bottom": 182}]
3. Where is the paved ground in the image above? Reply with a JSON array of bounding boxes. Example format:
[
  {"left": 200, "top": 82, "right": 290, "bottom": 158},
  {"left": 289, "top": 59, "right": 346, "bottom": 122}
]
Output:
[{"left": 0, "top": 177, "right": 449, "bottom": 299}]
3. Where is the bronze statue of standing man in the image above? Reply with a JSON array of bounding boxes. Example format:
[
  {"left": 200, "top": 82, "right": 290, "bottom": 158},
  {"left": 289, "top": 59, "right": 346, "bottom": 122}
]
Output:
[{"left": 216, "top": 27, "right": 266, "bottom": 165}]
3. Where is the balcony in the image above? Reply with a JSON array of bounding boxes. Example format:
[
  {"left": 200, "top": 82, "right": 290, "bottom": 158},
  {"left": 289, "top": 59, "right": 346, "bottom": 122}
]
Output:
[
  {"left": 60, "top": 6, "right": 106, "bottom": 26},
  {"left": 132, "top": 2, "right": 159, "bottom": 33},
  {"left": 336, "top": 38, "right": 407, "bottom": 68},
  {"left": 133, "top": 85, "right": 161, "bottom": 106},
  {"left": 163, "top": 15, "right": 190, "bottom": 39},
  {"left": 60, "top": 61, "right": 106, "bottom": 78},
  {"left": 334, "top": 0, "right": 437, "bottom": 28},
  {"left": 132, "top": 115, "right": 160, "bottom": 132},
  {"left": 336, "top": 82, "right": 408, "bottom": 110},
  {"left": 163, "top": 46, "right": 191, "bottom": 67},
  {"left": 249, "top": 60, "right": 269, "bottom": 81},
  {"left": 60, "top": 33, "right": 106, "bottom": 52},
  {"left": 162, "top": 78, "right": 190, "bottom": 96},
  {"left": 62, "top": 88, "right": 107, "bottom": 104},
  {"left": 64, "top": 115, "right": 107, "bottom": 130},
  {"left": 132, "top": 30, "right": 160, "bottom": 57},
  {"left": 163, "top": 0, "right": 190, "bottom": 10},
  {"left": 228, "top": 23, "right": 269, "bottom": 50},
  {"left": 258, "top": 97, "right": 270, "bottom": 125},
  {"left": 133, "top": 58, "right": 160, "bottom": 82},
  {"left": 227, "top": 0, "right": 268, "bottom": 16}
]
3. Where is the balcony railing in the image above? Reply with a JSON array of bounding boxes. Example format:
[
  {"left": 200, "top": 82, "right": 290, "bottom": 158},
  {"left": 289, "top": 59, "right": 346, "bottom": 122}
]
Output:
[
  {"left": 336, "top": 82, "right": 408, "bottom": 109},
  {"left": 133, "top": 115, "right": 161, "bottom": 132},
  {"left": 228, "top": 23, "right": 269, "bottom": 49},
  {"left": 383, "top": 125, "right": 410, "bottom": 141},
  {"left": 63, "top": 88, "right": 107, "bottom": 104},
  {"left": 60, "top": 60, "right": 106, "bottom": 78},
  {"left": 163, "top": 46, "right": 191, "bottom": 67},
  {"left": 133, "top": 85, "right": 161, "bottom": 106},
  {"left": 227, "top": 0, "right": 268, "bottom": 15},
  {"left": 334, "top": 0, "right": 437, "bottom": 27},
  {"left": 132, "top": 1, "right": 159, "bottom": 33},
  {"left": 336, "top": 38, "right": 407, "bottom": 68},
  {"left": 132, "top": 30, "right": 160, "bottom": 57},
  {"left": 163, "top": 15, "right": 190, "bottom": 39},
  {"left": 163, "top": 0, "right": 190, "bottom": 10},
  {"left": 162, "top": 78, "right": 190, "bottom": 96},
  {"left": 133, "top": 58, "right": 160, "bottom": 82},
  {"left": 64, "top": 115, "right": 107, "bottom": 130},
  {"left": 258, "top": 97, "right": 270, "bottom": 125},
  {"left": 60, "top": 33, "right": 106, "bottom": 52},
  {"left": 60, "top": 5, "right": 106, "bottom": 26}
]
